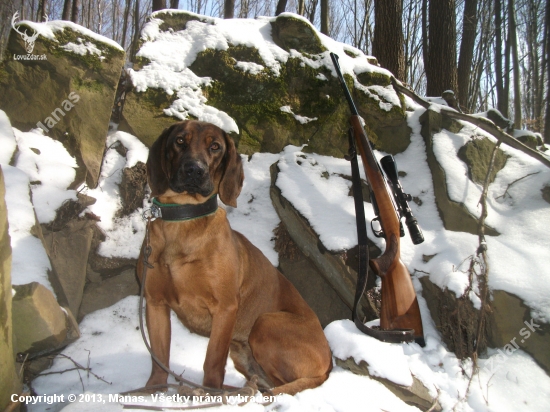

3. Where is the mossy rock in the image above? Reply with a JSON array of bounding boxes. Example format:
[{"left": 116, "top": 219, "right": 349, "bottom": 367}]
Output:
[
  {"left": 118, "top": 88, "right": 178, "bottom": 147},
  {"left": 420, "top": 109, "right": 499, "bottom": 236},
  {"left": 122, "top": 13, "right": 411, "bottom": 157},
  {"left": 457, "top": 137, "right": 509, "bottom": 185},
  {"left": 0, "top": 23, "right": 125, "bottom": 188},
  {"left": 270, "top": 14, "right": 326, "bottom": 54},
  {"left": 152, "top": 10, "right": 213, "bottom": 33},
  {"left": 515, "top": 134, "right": 539, "bottom": 150}
]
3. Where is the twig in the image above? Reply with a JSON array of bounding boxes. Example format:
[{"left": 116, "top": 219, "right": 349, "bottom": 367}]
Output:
[
  {"left": 495, "top": 172, "right": 540, "bottom": 200},
  {"left": 37, "top": 353, "right": 112, "bottom": 387}
]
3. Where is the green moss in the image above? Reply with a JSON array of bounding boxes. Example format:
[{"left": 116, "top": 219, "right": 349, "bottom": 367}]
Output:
[
  {"left": 344, "top": 49, "right": 359, "bottom": 58},
  {"left": 34, "top": 25, "right": 124, "bottom": 71},
  {"left": 132, "top": 56, "right": 151, "bottom": 71},
  {"left": 72, "top": 76, "right": 104, "bottom": 92},
  {"left": 270, "top": 14, "right": 326, "bottom": 54},
  {"left": 154, "top": 11, "right": 211, "bottom": 32},
  {"left": 457, "top": 137, "right": 509, "bottom": 184},
  {"left": 137, "top": 87, "right": 177, "bottom": 112},
  {"left": 356, "top": 70, "right": 392, "bottom": 87}
]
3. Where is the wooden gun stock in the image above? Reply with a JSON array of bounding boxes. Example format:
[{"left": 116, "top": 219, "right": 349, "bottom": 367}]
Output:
[
  {"left": 349, "top": 117, "right": 424, "bottom": 342},
  {"left": 330, "top": 52, "right": 424, "bottom": 345}
]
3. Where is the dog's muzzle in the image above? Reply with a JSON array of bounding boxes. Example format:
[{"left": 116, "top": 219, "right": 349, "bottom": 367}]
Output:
[{"left": 171, "top": 159, "right": 213, "bottom": 196}]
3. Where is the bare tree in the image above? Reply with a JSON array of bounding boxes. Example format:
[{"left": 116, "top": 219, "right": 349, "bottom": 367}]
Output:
[
  {"left": 276, "top": 0, "right": 287, "bottom": 15},
  {"left": 425, "top": 0, "right": 458, "bottom": 97},
  {"left": 457, "top": 0, "right": 478, "bottom": 111},
  {"left": 298, "top": 0, "right": 305, "bottom": 15},
  {"left": 509, "top": 0, "right": 521, "bottom": 128},
  {"left": 153, "top": 0, "right": 166, "bottom": 11},
  {"left": 71, "top": 0, "right": 80, "bottom": 23},
  {"left": 545, "top": 0, "right": 550, "bottom": 142},
  {"left": 320, "top": 0, "right": 329, "bottom": 35},
  {"left": 373, "top": 0, "right": 405, "bottom": 81},
  {"left": 224, "top": 0, "right": 234, "bottom": 18},
  {"left": 62, "top": 0, "right": 71, "bottom": 20},
  {"left": 171, "top": 0, "right": 179, "bottom": 8},
  {"left": 131, "top": 0, "right": 140, "bottom": 59},
  {"left": 38, "top": 0, "right": 48, "bottom": 21}
]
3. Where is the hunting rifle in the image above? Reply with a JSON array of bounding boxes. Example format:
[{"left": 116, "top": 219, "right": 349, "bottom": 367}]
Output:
[{"left": 330, "top": 52, "right": 425, "bottom": 346}]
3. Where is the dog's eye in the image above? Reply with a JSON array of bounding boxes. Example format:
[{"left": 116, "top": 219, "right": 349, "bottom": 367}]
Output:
[
  {"left": 176, "top": 137, "right": 185, "bottom": 145},
  {"left": 210, "top": 142, "right": 221, "bottom": 152}
]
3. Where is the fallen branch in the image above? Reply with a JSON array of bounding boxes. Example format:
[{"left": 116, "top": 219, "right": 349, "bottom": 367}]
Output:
[
  {"left": 391, "top": 78, "right": 550, "bottom": 169},
  {"left": 36, "top": 353, "right": 112, "bottom": 388},
  {"left": 495, "top": 172, "right": 540, "bottom": 200}
]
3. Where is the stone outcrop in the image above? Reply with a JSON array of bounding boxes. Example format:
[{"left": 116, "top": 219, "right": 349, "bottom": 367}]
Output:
[
  {"left": 78, "top": 267, "right": 139, "bottom": 321},
  {"left": 419, "top": 109, "right": 498, "bottom": 236},
  {"left": 270, "top": 162, "right": 381, "bottom": 325},
  {"left": 421, "top": 276, "right": 550, "bottom": 374},
  {"left": 0, "top": 21, "right": 125, "bottom": 187},
  {"left": 336, "top": 357, "right": 441, "bottom": 411},
  {"left": 12, "top": 282, "right": 79, "bottom": 356},
  {"left": 487, "top": 290, "right": 550, "bottom": 373},
  {"left": 457, "top": 137, "right": 509, "bottom": 185},
  {"left": 120, "top": 11, "right": 411, "bottom": 156},
  {"left": 0, "top": 166, "right": 21, "bottom": 410},
  {"left": 42, "top": 220, "right": 95, "bottom": 317}
]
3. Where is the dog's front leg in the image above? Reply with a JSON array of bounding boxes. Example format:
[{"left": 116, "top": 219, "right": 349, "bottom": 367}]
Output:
[
  {"left": 202, "top": 305, "right": 238, "bottom": 389},
  {"left": 145, "top": 301, "right": 171, "bottom": 388}
]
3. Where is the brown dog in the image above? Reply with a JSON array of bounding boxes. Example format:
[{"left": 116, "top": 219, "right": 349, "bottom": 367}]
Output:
[{"left": 137, "top": 120, "right": 332, "bottom": 395}]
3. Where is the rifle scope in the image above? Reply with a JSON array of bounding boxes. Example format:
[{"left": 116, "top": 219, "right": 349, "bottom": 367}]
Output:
[{"left": 380, "top": 155, "right": 424, "bottom": 245}]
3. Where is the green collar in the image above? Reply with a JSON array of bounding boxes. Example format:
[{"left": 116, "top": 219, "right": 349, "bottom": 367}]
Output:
[{"left": 150, "top": 195, "right": 218, "bottom": 221}]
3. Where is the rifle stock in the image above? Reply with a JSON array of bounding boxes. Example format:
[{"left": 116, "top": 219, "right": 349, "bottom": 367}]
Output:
[{"left": 331, "top": 52, "right": 424, "bottom": 344}]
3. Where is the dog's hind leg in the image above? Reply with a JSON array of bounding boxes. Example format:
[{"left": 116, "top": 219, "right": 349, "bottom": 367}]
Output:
[
  {"left": 248, "top": 311, "right": 333, "bottom": 395},
  {"left": 229, "top": 341, "right": 273, "bottom": 391}
]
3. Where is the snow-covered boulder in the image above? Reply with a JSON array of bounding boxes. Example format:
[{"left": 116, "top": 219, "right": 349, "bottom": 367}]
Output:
[
  {"left": 0, "top": 19, "right": 125, "bottom": 187},
  {"left": 120, "top": 11, "right": 411, "bottom": 156}
]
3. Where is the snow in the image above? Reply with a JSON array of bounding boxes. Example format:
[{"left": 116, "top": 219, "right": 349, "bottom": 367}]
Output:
[
  {"left": 2, "top": 10, "right": 550, "bottom": 412},
  {"left": 16, "top": 19, "right": 123, "bottom": 51}
]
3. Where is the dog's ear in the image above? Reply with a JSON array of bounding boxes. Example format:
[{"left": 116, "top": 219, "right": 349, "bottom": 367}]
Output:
[
  {"left": 147, "top": 124, "right": 178, "bottom": 196},
  {"left": 218, "top": 132, "right": 244, "bottom": 208}
]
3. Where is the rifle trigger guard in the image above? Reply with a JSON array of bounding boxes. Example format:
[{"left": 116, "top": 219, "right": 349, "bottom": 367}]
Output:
[{"left": 371, "top": 217, "right": 384, "bottom": 238}]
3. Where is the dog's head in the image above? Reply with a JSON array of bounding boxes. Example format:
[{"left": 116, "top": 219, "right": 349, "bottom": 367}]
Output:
[{"left": 147, "top": 121, "right": 244, "bottom": 207}]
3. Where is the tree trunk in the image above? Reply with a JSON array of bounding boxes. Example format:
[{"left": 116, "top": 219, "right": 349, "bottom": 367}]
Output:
[
  {"left": 62, "top": 0, "right": 71, "bottom": 20},
  {"left": 373, "top": 0, "right": 405, "bottom": 81},
  {"left": 457, "top": 0, "right": 478, "bottom": 111},
  {"left": 121, "top": 0, "right": 131, "bottom": 51},
  {"left": 131, "top": 0, "right": 140, "bottom": 60},
  {"left": 170, "top": 0, "right": 179, "bottom": 8},
  {"left": 544, "top": 0, "right": 550, "bottom": 142},
  {"left": 71, "top": 0, "right": 80, "bottom": 23},
  {"left": 426, "top": 0, "right": 458, "bottom": 97},
  {"left": 307, "top": 0, "right": 318, "bottom": 25},
  {"left": 276, "top": 0, "right": 287, "bottom": 15},
  {"left": 152, "top": 0, "right": 166, "bottom": 12},
  {"left": 494, "top": 0, "right": 506, "bottom": 115},
  {"left": 421, "top": 0, "right": 429, "bottom": 80},
  {"left": 38, "top": 0, "right": 48, "bottom": 21},
  {"left": 320, "top": 0, "right": 329, "bottom": 35},
  {"left": 508, "top": 0, "right": 521, "bottom": 129},
  {"left": 298, "top": 0, "right": 305, "bottom": 15},
  {"left": 224, "top": 0, "right": 235, "bottom": 18}
]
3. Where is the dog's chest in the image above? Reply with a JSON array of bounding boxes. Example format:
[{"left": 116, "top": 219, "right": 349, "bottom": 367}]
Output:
[{"left": 158, "top": 247, "right": 220, "bottom": 336}]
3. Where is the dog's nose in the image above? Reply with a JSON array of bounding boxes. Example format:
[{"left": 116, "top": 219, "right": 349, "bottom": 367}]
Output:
[{"left": 183, "top": 161, "right": 206, "bottom": 179}]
